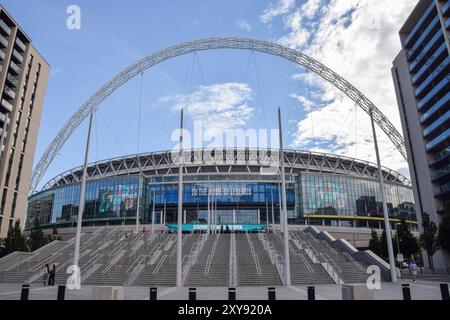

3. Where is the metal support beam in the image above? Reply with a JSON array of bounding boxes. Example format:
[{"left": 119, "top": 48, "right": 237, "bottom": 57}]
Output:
[
  {"left": 73, "top": 112, "right": 94, "bottom": 272},
  {"left": 370, "top": 109, "right": 397, "bottom": 283},
  {"left": 176, "top": 109, "right": 184, "bottom": 287},
  {"left": 278, "top": 107, "right": 291, "bottom": 286}
]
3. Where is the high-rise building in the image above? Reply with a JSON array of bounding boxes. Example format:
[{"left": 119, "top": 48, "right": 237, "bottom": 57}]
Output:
[
  {"left": 0, "top": 5, "right": 50, "bottom": 238},
  {"left": 392, "top": 0, "right": 449, "bottom": 270}
]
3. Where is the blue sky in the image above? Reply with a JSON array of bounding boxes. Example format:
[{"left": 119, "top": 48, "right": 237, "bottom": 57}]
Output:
[{"left": 1, "top": 0, "right": 417, "bottom": 189}]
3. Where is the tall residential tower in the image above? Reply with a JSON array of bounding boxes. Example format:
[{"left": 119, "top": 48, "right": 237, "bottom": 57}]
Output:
[
  {"left": 0, "top": 5, "right": 50, "bottom": 238},
  {"left": 392, "top": 0, "right": 449, "bottom": 270}
]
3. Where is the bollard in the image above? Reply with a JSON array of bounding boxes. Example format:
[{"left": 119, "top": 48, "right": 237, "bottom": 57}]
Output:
[
  {"left": 440, "top": 283, "right": 449, "bottom": 301},
  {"left": 20, "top": 284, "right": 30, "bottom": 301},
  {"left": 228, "top": 288, "right": 236, "bottom": 301},
  {"left": 189, "top": 288, "right": 196, "bottom": 301},
  {"left": 268, "top": 287, "right": 276, "bottom": 301},
  {"left": 307, "top": 286, "right": 315, "bottom": 301},
  {"left": 402, "top": 284, "right": 411, "bottom": 300},
  {"left": 150, "top": 287, "right": 157, "bottom": 301},
  {"left": 57, "top": 285, "right": 66, "bottom": 300}
]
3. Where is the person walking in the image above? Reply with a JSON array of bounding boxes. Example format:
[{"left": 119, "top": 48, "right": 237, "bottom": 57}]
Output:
[
  {"left": 48, "top": 264, "right": 56, "bottom": 286},
  {"left": 43, "top": 264, "right": 50, "bottom": 286},
  {"left": 409, "top": 260, "right": 418, "bottom": 282}
]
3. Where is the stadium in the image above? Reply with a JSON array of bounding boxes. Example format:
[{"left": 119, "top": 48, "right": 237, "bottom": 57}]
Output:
[
  {"left": 26, "top": 148, "right": 417, "bottom": 238},
  {"left": 4, "top": 148, "right": 414, "bottom": 287}
]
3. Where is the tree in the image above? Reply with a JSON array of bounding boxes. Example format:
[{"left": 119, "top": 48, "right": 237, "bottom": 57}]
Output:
[
  {"left": 47, "top": 225, "right": 63, "bottom": 243},
  {"left": 420, "top": 212, "right": 439, "bottom": 271},
  {"left": 368, "top": 229, "right": 381, "bottom": 256},
  {"left": 396, "top": 217, "right": 420, "bottom": 259},
  {"left": 2, "top": 220, "right": 28, "bottom": 257},
  {"left": 27, "top": 219, "right": 47, "bottom": 252},
  {"left": 437, "top": 202, "right": 450, "bottom": 254}
]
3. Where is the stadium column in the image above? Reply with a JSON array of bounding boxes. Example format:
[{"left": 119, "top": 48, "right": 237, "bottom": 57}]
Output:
[
  {"left": 278, "top": 107, "right": 291, "bottom": 286},
  {"left": 370, "top": 109, "right": 397, "bottom": 283},
  {"left": 176, "top": 109, "right": 184, "bottom": 287},
  {"left": 74, "top": 112, "right": 94, "bottom": 274}
]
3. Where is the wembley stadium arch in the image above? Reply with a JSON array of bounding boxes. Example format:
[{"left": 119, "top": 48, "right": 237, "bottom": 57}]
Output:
[{"left": 30, "top": 37, "right": 408, "bottom": 194}]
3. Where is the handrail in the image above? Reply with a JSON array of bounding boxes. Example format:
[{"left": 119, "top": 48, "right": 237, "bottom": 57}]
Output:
[
  {"left": 343, "top": 252, "right": 366, "bottom": 272},
  {"left": 229, "top": 233, "right": 237, "bottom": 287}
]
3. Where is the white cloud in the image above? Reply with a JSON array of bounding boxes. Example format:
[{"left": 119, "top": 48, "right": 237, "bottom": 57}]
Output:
[
  {"left": 261, "top": 0, "right": 417, "bottom": 177},
  {"left": 161, "top": 83, "right": 254, "bottom": 139},
  {"left": 235, "top": 19, "right": 252, "bottom": 32},
  {"left": 260, "top": 0, "right": 296, "bottom": 23}
]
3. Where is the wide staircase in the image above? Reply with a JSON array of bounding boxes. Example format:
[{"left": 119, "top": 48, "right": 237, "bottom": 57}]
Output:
[
  {"left": 292, "top": 231, "right": 369, "bottom": 284},
  {"left": 235, "top": 233, "right": 282, "bottom": 286},
  {"left": 0, "top": 228, "right": 377, "bottom": 286},
  {"left": 266, "top": 232, "right": 333, "bottom": 284},
  {"left": 185, "top": 233, "right": 230, "bottom": 286}
]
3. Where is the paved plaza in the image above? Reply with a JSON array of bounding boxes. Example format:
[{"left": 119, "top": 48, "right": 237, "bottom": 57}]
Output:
[{"left": 0, "top": 279, "right": 447, "bottom": 300}]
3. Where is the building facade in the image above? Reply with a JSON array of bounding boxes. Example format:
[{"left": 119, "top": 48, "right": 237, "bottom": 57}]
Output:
[
  {"left": 25, "top": 149, "right": 417, "bottom": 234},
  {"left": 392, "top": 0, "right": 449, "bottom": 269},
  {"left": 0, "top": 6, "right": 50, "bottom": 237}
]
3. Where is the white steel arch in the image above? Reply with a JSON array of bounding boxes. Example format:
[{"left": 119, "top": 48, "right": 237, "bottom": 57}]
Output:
[{"left": 30, "top": 37, "right": 407, "bottom": 193}]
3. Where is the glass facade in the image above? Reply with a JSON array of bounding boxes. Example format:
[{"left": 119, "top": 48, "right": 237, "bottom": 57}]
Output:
[{"left": 26, "top": 172, "right": 416, "bottom": 230}]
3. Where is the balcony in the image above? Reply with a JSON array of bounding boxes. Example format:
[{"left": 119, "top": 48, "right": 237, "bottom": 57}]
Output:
[
  {"left": 0, "top": 48, "right": 5, "bottom": 61},
  {"left": 426, "top": 128, "right": 450, "bottom": 152},
  {"left": 406, "top": 15, "right": 441, "bottom": 62},
  {"left": 0, "top": 19, "right": 11, "bottom": 36},
  {"left": 412, "top": 42, "right": 447, "bottom": 85},
  {"left": 444, "top": 1, "right": 450, "bottom": 16},
  {"left": 12, "top": 49, "right": 23, "bottom": 64},
  {"left": 409, "top": 30, "right": 444, "bottom": 73},
  {"left": 0, "top": 33, "right": 8, "bottom": 48},
  {"left": 405, "top": 2, "right": 436, "bottom": 48},
  {"left": 6, "top": 73, "right": 19, "bottom": 87},
  {"left": 9, "top": 61, "right": 20, "bottom": 75},
  {"left": 434, "top": 182, "right": 450, "bottom": 198},
  {"left": 15, "top": 37, "right": 26, "bottom": 52},
  {"left": 417, "top": 76, "right": 449, "bottom": 111},
  {"left": 430, "top": 147, "right": 450, "bottom": 167},
  {"left": 423, "top": 109, "right": 450, "bottom": 139},
  {"left": 0, "top": 99, "right": 13, "bottom": 113},
  {"left": 0, "top": 112, "right": 6, "bottom": 123},
  {"left": 415, "top": 58, "right": 449, "bottom": 98},
  {"left": 3, "top": 86, "right": 15, "bottom": 100},
  {"left": 420, "top": 92, "right": 450, "bottom": 124},
  {"left": 432, "top": 164, "right": 450, "bottom": 182}
]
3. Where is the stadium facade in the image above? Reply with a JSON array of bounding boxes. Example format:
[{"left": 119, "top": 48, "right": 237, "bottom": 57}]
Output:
[{"left": 25, "top": 149, "right": 417, "bottom": 234}]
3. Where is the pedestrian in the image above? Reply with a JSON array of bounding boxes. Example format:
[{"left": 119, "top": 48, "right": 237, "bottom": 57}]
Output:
[
  {"left": 409, "top": 260, "right": 418, "bottom": 282},
  {"left": 43, "top": 264, "right": 50, "bottom": 286},
  {"left": 49, "top": 264, "right": 56, "bottom": 286}
]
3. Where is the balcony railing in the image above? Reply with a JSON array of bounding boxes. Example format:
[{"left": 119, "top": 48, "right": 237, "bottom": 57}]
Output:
[
  {"left": 3, "top": 86, "right": 15, "bottom": 100},
  {"left": 0, "top": 99, "right": 13, "bottom": 113},
  {"left": 434, "top": 182, "right": 450, "bottom": 197},
  {"left": 6, "top": 73, "right": 19, "bottom": 87},
  {"left": 423, "top": 110, "right": 450, "bottom": 139},
  {"left": 432, "top": 165, "right": 450, "bottom": 181},
  {"left": 404, "top": 2, "right": 436, "bottom": 48},
  {"left": 0, "top": 19, "right": 11, "bottom": 36},
  {"left": 0, "top": 112, "right": 6, "bottom": 123},
  {"left": 0, "top": 33, "right": 8, "bottom": 48},
  {"left": 9, "top": 61, "right": 20, "bottom": 75},
  {"left": 12, "top": 49, "right": 23, "bottom": 64},
  {"left": 0, "top": 48, "right": 5, "bottom": 61},
  {"left": 15, "top": 37, "right": 26, "bottom": 52},
  {"left": 420, "top": 92, "right": 450, "bottom": 124},
  {"left": 426, "top": 128, "right": 450, "bottom": 152}
]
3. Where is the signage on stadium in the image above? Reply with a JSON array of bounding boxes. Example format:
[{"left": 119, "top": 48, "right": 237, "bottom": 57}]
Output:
[
  {"left": 191, "top": 187, "right": 252, "bottom": 197},
  {"left": 165, "top": 224, "right": 266, "bottom": 232}
]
